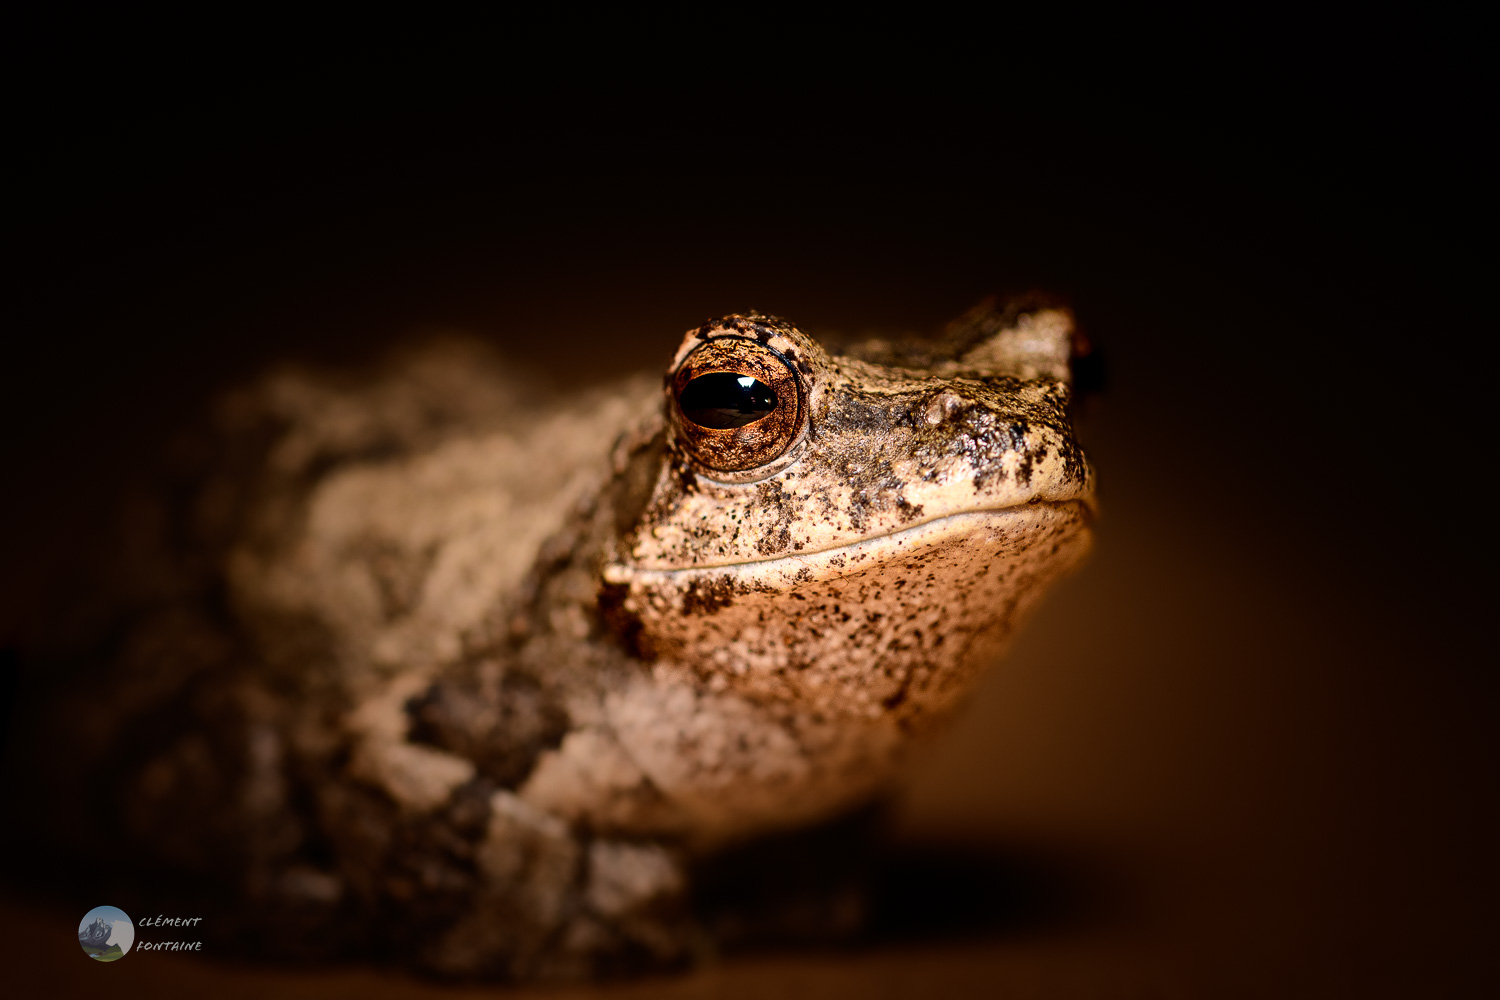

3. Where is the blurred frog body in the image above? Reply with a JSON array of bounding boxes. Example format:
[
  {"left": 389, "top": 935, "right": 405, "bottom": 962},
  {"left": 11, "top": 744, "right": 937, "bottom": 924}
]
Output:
[{"left": 47, "top": 299, "right": 1094, "bottom": 979}]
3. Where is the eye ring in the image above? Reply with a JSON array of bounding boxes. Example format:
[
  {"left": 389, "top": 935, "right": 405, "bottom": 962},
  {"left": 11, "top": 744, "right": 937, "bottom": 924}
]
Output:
[{"left": 670, "top": 336, "right": 806, "bottom": 474}]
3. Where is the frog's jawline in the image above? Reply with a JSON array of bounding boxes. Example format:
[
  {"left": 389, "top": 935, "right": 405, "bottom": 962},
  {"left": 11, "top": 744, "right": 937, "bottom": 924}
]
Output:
[{"left": 626, "top": 499, "right": 1092, "bottom": 578}]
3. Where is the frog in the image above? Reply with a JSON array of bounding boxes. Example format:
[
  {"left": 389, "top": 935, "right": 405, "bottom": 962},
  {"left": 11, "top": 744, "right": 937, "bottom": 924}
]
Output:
[{"left": 25, "top": 296, "right": 1095, "bottom": 980}]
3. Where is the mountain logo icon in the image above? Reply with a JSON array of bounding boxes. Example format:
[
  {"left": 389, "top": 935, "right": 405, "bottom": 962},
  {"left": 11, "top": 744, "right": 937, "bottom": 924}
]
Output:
[{"left": 78, "top": 906, "right": 134, "bottom": 962}]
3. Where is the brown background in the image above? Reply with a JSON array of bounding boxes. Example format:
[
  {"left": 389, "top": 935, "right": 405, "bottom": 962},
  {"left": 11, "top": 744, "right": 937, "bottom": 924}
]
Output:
[{"left": 2, "top": 13, "right": 1492, "bottom": 998}]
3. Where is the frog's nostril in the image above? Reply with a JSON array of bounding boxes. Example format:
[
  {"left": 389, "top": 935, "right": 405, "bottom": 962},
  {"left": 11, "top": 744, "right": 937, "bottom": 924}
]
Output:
[{"left": 923, "top": 391, "right": 965, "bottom": 426}]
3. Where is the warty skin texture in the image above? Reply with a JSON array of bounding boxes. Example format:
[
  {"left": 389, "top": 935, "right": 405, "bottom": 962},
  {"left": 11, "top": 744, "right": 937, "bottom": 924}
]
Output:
[
  {"left": 29, "top": 299, "right": 1095, "bottom": 980},
  {"left": 592, "top": 307, "right": 1095, "bottom": 842}
]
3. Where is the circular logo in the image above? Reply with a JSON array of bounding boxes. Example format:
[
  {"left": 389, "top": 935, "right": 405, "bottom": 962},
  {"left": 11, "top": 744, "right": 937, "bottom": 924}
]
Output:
[{"left": 79, "top": 906, "right": 134, "bottom": 962}]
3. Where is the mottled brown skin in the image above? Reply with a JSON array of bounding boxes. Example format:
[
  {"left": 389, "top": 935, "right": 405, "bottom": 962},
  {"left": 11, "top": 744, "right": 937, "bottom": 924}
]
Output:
[
  {"left": 595, "top": 306, "right": 1093, "bottom": 843},
  {"left": 28, "top": 299, "right": 1094, "bottom": 981}
]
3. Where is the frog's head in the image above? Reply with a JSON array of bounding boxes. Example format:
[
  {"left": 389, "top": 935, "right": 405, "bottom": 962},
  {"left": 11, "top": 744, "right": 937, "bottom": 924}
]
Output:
[{"left": 604, "top": 302, "right": 1095, "bottom": 726}]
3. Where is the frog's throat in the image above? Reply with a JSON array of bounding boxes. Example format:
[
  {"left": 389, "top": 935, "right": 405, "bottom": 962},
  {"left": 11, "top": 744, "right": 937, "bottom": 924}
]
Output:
[{"left": 603, "top": 499, "right": 1093, "bottom": 584}]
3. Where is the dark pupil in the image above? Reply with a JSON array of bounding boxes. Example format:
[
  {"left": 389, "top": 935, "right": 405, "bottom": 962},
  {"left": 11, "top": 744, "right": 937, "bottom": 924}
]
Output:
[{"left": 679, "top": 372, "right": 778, "bottom": 429}]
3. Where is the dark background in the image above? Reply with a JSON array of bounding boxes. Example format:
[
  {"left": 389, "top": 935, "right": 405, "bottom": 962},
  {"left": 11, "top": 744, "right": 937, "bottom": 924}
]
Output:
[{"left": 2, "top": 12, "right": 1493, "bottom": 998}]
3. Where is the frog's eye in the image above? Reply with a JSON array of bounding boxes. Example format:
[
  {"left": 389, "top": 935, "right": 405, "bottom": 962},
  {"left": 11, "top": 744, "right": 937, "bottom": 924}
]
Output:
[{"left": 670, "top": 337, "right": 806, "bottom": 473}]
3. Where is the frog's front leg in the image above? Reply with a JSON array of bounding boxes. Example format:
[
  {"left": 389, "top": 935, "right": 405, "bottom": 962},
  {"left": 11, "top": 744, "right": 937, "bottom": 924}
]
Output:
[
  {"left": 513, "top": 669, "right": 894, "bottom": 851},
  {"left": 324, "top": 672, "right": 695, "bottom": 977}
]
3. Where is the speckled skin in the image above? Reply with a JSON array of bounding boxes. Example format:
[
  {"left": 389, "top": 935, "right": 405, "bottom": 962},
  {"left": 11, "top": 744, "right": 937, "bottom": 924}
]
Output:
[
  {"left": 593, "top": 308, "right": 1094, "bottom": 842},
  {"left": 36, "top": 299, "right": 1094, "bottom": 980}
]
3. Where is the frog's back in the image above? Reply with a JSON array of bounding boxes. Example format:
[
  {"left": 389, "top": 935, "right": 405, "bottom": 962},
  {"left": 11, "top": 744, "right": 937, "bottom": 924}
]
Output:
[{"left": 208, "top": 338, "right": 657, "bottom": 698}]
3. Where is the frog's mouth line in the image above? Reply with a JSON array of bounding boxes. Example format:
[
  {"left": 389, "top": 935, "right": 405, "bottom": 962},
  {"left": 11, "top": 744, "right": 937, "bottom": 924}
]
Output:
[{"left": 607, "top": 498, "right": 1094, "bottom": 581}]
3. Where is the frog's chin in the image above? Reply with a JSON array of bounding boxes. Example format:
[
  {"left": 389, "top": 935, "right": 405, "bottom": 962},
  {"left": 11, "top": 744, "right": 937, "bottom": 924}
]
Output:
[
  {"left": 602, "top": 500, "right": 1093, "bottom": 724},
  {"left": 604, "top": 499, "right": 1093, "bottom": 586}
]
